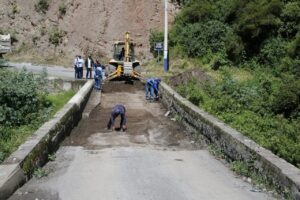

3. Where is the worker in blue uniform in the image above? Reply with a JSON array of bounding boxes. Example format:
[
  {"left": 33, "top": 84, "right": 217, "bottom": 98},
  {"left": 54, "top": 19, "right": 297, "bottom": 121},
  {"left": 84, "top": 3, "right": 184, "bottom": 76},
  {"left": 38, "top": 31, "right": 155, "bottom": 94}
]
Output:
[
  {"left": 145, "top": 78, "right": 154, "bottom": 100},
  {"left": 107, "top": 104, "right": 127, "bottom": 131},
  {"left": 153, "top": 78, "right": 161, "bottom": 99},
  {"left": 94, "top": 61, "right": 103, "bottom": 90}
]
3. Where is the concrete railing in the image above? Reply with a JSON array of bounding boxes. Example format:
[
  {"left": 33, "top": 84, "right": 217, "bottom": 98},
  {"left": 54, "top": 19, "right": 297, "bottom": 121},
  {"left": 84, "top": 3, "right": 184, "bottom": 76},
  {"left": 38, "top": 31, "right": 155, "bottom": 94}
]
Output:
[
  {"left": 0, "top": 80, "right": 94, "bottom": 200},
  {"left": 160, "top": 82, "right": 300, "bottom": 199}
]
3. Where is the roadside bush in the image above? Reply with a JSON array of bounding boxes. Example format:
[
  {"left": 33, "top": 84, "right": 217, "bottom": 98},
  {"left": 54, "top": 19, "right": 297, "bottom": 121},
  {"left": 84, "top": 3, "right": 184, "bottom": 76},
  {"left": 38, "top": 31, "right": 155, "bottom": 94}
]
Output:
[
  {"left": 271, "top": 78, "right": 300, "bottom": 117},
  {"left": 35, "top": 0, "right": 49, "bottom": 14},
  {"left": 0, "top": 69, "right": 50, "bottom": 126},
  {"left": 177, "top": 78, "right": 204, "bottom": 106}
]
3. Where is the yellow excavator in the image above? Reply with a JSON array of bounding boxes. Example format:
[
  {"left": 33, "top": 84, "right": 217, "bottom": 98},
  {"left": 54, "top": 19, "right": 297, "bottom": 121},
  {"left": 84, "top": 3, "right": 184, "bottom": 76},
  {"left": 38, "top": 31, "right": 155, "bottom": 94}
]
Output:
[{"left": 106, "top": 32, "right": 143, "bottom": 81}]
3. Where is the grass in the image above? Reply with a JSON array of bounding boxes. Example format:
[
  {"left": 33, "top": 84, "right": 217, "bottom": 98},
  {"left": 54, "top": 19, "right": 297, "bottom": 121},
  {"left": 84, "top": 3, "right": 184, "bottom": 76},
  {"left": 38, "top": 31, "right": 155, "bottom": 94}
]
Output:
[
  {"left": 46, "top": 90, "right": 75, "bottom": 114},
  {"left": 144, "top": 56, "right": 253, "bottom": 84},
  {"left": 0, "top": 90, "right": 75, "bottom": 163},
  {"left": 143, "top": 58, "right": 194, "bottom": 79}
]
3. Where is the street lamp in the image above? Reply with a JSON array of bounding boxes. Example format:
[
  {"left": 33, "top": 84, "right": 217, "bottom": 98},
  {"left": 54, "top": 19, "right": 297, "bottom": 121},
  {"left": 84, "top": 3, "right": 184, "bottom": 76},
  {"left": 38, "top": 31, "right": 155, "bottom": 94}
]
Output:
[{"left": 163, "top": 0, "right": 169, "bottom": 72}]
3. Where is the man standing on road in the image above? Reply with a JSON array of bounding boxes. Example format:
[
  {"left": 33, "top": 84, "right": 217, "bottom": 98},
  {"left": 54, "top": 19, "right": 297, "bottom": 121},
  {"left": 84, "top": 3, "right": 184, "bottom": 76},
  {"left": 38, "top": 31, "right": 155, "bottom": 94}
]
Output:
[
  {"left": 85, "top": 55, "right": 94, "bottom": 79},
  {"left": 107, "top": 104, "right": 127, "bottom": 132},
  {"left": 77, "top": 55, "right": 84, "bottom": 79},
  {"left": 74, "top": 55, "right": 79, "bottom": 79}
]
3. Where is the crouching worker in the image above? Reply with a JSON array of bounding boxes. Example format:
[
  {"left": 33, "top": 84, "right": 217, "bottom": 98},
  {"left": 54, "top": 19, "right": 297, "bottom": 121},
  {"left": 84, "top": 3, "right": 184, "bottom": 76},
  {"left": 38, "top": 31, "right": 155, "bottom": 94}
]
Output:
[
  {"left": 107, "top": 104, "right": 127, "bottom": 131},
  {"left": 153, "top": 78, "right": 161, "bottom": 100},
  {"left": 94, "top": 61, "right": 103, "bottom": 90},
  {"left": 145, "top": 78, "right": 154, "bottom": 100}
]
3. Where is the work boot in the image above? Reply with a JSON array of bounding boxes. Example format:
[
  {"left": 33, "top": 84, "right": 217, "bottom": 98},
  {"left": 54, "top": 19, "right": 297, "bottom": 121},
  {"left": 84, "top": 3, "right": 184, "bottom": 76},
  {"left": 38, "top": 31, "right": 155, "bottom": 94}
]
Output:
[
  {"left": 122, "top": 125, "right": 127, "bottom": 132},
  {"left": 149, "top": 98, "right": 155, "bottom": 102}
]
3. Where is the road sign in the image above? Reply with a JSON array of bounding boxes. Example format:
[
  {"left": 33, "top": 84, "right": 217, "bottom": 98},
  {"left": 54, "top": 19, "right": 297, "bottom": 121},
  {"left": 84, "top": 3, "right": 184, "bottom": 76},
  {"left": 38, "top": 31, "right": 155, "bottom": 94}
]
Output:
[{"left": 154, "top": 42, "right": 163, "bottom": 51}]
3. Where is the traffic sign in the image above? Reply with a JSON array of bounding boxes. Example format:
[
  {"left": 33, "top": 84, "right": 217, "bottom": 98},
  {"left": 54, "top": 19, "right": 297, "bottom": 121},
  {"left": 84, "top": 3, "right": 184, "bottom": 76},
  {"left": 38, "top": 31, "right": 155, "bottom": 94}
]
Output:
[{"left": 154, "top": 42, "right": 163, "bottom": 51}]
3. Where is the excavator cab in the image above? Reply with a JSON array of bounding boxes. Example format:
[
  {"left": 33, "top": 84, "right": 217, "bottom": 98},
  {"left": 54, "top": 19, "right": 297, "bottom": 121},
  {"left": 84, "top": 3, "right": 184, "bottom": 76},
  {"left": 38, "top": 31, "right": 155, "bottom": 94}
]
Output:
[
  {"left": 106, "top": 32, "right": 142, "bottom": 81},
  {"left": 113, "top": 42, "right": 135, "bottom": 62}
]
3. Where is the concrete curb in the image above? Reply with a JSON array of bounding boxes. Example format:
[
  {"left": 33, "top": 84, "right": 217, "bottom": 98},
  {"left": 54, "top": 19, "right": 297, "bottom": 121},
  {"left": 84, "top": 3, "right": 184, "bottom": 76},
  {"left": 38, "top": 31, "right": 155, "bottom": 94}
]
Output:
[
  {"left": 0, "top": 80, "right": 94, "bottom": 200},
  {"left": 160, "top": 82, "right": 300, "bottom": 199}
]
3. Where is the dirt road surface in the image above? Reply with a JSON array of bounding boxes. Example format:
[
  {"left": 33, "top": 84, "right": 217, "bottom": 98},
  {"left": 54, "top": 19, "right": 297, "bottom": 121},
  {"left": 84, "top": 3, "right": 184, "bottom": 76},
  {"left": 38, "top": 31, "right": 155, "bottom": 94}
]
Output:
[{"left": 8, "top": 81, "right": 273, "bottom": 200}]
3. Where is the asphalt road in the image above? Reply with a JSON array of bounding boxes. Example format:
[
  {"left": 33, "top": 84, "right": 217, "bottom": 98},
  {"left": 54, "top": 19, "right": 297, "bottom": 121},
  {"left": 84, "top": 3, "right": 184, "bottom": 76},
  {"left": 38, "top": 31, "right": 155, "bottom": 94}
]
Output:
[
  {"left": 7, "top": 62, "right": 76, "bottom": 80},
  {"left": 7, "top": 66, "right": 273, "bottom": 200}
]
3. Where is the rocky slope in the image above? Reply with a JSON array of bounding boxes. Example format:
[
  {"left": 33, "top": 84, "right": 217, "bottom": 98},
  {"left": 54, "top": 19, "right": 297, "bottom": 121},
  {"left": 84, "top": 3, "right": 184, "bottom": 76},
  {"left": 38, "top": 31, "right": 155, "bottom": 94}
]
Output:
[{"left": 0, "top": 0, "right": 178, "bottom": 65}]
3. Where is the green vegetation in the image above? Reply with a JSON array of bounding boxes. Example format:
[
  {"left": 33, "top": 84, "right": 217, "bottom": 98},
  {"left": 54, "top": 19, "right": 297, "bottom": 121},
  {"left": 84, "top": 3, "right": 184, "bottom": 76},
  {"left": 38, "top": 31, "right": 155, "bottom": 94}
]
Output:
[
  {"left": 59, "top": 3, "right": 67, "bottom": 17},
  {"left": 149, "top": 29, "right": 164, "bottom": 57},
  {"left": 46, "top": 90, "right": 75, "bottom": 114},
  {"left": 10, "top": 1, "right": 19, "bottom": 15},
  {"left": 150, "top": 0, "right": 300, "bottom": 168},
  {"left": 48, "top": 27, "right": 66, "bottom": 47},
  {"left": 0, "top": 69, "right": 75, "bottom": 163},
  {"left": 35, "top": 0, "right": 49, "bottom": 14},
  {"left": 33, "top": 168, "right": 49, "bottom": 178}
]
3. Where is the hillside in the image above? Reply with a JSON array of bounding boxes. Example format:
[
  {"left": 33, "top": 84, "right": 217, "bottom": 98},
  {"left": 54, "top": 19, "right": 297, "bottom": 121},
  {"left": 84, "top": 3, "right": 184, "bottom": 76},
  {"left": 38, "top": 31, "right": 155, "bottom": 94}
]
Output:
[
  {"left": 150, "top": 0, "right": 300, "bottom": 168},
  {"left": 0, "top": 0, "right": 178, "bottom": 65}
]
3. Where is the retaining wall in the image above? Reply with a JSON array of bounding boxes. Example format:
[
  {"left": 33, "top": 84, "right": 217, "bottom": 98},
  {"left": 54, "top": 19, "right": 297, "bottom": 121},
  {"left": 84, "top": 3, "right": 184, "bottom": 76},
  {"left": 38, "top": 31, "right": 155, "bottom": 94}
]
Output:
[
  {"left": 160, "top": 82, "right": 300, "bottom": 199},
  {"left": 0, "top": 80, "right": 94, "bottom": 200}
]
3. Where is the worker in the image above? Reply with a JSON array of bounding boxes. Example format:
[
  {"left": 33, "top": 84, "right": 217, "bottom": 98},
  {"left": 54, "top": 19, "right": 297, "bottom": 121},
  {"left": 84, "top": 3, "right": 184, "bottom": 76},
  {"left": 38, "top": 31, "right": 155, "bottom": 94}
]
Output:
[
  {"left": 94, "top": 60, "right": 103, "bottom": 90},
  {"left": 145, "top": 78, "right": 154, "bottom": 100},
  {"left": 119, "top": 47, "right": 125, "bottom": 60},
  {"left": 107, "top": 104, "right": 127, "bottom": 131},
  {"left": 153, "top": 78, "right": 161, "bottom": 99}
]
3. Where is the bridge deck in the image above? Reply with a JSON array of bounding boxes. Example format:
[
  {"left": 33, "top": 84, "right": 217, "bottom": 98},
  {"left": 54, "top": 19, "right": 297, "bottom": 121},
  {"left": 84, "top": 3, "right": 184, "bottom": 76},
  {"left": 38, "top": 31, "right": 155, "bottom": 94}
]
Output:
[{"left": 9, "top": 82, "right": 273, "bottom": 200}]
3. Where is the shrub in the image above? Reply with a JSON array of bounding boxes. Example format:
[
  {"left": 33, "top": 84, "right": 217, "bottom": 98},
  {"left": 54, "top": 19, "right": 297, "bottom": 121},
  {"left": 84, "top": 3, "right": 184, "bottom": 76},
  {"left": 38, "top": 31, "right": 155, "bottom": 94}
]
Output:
[
  {"left": 35, "top": 0, "right": 49, "bottom": 14},
  {"left": 49, "top": 27, "right": 65, "bottom": 47},
  {"left": 0, "top": 69, "right": 50, "bottom": 126},
  {"left": 11, "top": 1, "right": 19, "bottom": 14},
  {"left": 280, "top": 1, "right": 300, "bottom": 38},
  {"left": 259, "top": 37, "right": 287, "bottom": 68},
  {"left": 173, "top": 20, "right": 242, "bottom": 62},
  {"left": 271, "top": 78, "right": 300, "bottom": 117},
  {"left": 178, "top": 78, "right": 204, "bottom": 106},
  {"left": 59, "top": 3, "right": 67, "bottom": 17}
]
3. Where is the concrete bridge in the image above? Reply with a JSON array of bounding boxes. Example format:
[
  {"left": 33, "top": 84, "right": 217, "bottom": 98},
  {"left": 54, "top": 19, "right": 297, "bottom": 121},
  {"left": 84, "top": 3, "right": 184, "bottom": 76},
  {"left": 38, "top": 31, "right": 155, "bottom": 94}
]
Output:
[{"left": 1, "top": 63, "right": 299, "bottom": 200}]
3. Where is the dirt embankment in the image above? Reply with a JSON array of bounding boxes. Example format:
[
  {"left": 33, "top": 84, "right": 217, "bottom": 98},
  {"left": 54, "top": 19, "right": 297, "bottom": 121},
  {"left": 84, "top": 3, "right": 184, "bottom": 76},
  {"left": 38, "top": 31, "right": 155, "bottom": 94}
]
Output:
[{"left": 0, "top": 0, "right": 178, "bottom": 65}]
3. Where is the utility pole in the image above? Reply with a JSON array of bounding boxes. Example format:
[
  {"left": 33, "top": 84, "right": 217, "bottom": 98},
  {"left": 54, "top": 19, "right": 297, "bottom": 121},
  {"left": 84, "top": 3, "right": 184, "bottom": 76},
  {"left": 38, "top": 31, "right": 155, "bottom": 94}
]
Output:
[{"left": 163, "top": 0, "right": 169, "bottom": 72}]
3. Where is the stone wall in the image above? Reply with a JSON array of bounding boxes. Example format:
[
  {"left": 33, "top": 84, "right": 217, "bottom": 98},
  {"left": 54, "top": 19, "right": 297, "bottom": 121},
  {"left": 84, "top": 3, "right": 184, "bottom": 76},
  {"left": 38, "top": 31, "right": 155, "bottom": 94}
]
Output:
[
  {"left": 0, "top": 80, "right": 94, "bottom": 200},
  {"left": 160, "top": 82, "right": 300, "bottom": 199}
]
